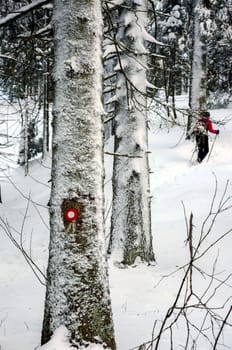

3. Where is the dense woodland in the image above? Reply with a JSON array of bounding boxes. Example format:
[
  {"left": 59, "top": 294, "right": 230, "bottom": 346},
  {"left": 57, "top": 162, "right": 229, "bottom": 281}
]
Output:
[
  {"left": 0, "top": 1, "right": 231, "bottom": 162},
  {"left": 0, "top": 0, "right": 231, "bottom": 349}
]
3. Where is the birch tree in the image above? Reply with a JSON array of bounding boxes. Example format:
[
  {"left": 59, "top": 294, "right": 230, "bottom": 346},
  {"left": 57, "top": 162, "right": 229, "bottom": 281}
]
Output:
[
  {"left": 189, "top": 0, "right": 207, "bottom": 112},
  {"left": 41, "top": 0, "right": 115, "bottom": 348},
  {"left": 106, "top": 0, "right": 156, "bottom": 266},
  {"left": 187, "top": 0, "right": 210, "bottom": 131}
]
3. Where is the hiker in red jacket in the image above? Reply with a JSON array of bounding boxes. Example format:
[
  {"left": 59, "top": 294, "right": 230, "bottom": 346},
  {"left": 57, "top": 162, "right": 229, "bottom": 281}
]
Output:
[{"left": 191, "top": 111, "right": 219, "bottom": 163}]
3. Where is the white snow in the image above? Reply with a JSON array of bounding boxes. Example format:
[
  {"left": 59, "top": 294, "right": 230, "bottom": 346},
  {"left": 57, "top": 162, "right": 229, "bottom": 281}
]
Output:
[
  {"left": 37, "top": 326, "right": 74, "bottom": 349},
  {"left": 0, "top": 96, "right": 232, "bottom": 349},
  {"left": 36, "top": 326, "right": 111, "bottom": 350}
]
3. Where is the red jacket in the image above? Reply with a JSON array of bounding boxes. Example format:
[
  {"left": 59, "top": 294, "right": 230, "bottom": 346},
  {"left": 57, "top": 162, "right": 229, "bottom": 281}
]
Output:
[{"left": 198, "top": 117, "right": 218, "bottom": 134}]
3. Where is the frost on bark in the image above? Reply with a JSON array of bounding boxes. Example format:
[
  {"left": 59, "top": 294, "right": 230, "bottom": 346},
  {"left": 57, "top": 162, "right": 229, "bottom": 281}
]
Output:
[
  {"left": 41, "top": 0, "right": 115, "bottom": 348},
  {"left": 188, "top": 0, "right": 207, "bottom": 131},
  {"left": 108, "top": 0, "right": 155, "bottom": 266}
]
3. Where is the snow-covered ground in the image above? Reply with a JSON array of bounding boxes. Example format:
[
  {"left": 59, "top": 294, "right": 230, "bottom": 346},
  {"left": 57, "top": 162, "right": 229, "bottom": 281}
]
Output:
[{"left": 0, "top": 97, "right": 232, "bottom": 350}]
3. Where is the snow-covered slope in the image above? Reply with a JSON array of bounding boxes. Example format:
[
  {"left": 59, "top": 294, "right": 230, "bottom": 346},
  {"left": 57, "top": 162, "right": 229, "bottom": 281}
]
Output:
[
  {"left": 0, "top": 158, "right": 50, "bottom": 350},
  {"left": 109, "top": 103, "right": 232, "bottom": 349},
  {"left": 0, "top": 100, "right": 232, "bottom": 350}
]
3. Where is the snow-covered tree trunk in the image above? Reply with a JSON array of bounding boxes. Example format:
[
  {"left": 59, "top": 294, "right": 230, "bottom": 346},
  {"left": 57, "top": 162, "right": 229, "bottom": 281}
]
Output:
[
  {"left": 18, "top": 101, "right": 29, "bottom": 175},
  {"left": 42, "top": 57, "right": 50, "bottom": 159},
  {"left": 42, "top": 9, "right": 50, "bottom": 159},
  {"left": 188, "top": 0, "right": 207, "bottom": 130},
  {"left": 108, "top": 0, "right": 155, "bottom": 266},
  {"left": 24, "top": 106, "right": 29, "bottom": 175},
  {"left": 41, "top": 1, "right": 115, "bottom": 348}
]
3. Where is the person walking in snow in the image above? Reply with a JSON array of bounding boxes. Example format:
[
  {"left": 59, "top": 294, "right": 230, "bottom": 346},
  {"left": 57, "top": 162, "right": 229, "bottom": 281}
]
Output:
[{"left": 191, "top": 111, "right": 219, "bottom": 163}]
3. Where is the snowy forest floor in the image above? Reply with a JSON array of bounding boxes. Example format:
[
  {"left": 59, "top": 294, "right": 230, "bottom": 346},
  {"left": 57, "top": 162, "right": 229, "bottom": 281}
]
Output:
[{"left": 0, "top": 96, "right": 232, "bottom": 350}]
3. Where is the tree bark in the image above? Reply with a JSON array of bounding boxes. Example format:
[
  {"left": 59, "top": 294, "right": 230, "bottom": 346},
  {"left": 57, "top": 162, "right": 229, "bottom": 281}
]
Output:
[
  {"left": 42, "top": 0, "right": 115, "bottom": 348},
  {"left": 188, "top": 0, "right": 207, "bottom": 131},
  {"left": 108, "top": 0, "right": 155, "bottom": 266}
]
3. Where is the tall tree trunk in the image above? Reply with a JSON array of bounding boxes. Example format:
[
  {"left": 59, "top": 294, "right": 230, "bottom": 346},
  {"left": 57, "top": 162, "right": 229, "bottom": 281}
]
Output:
[
  {"left": 23, "top": 105, "right": 29, "bottom": 175},
  {"left": 188, "top": 0, "right": 207, "bottom": 132},
  {"left": 41, "top": 0, "right": 115, "bottom": 348},
  {"left": 170, "top": 46, "right": 178, "bottom": 120},
  {"left": 108, "top": 0, "right": 155, "bottom": 266},
  {"left": 18, "top": 100, "right": 29, "bottom": 174},
  {"left": 42, "top": 9, "right": 50, "bottom": 159},
  {"left": 42, "top": 57, "right": 49, "bottom": 158}
]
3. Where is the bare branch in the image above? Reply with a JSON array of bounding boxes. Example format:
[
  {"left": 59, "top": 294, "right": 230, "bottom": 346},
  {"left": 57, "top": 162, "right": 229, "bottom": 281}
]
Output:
[{"left": 0, "top": 0, "right": 52, "bottom": 28}]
